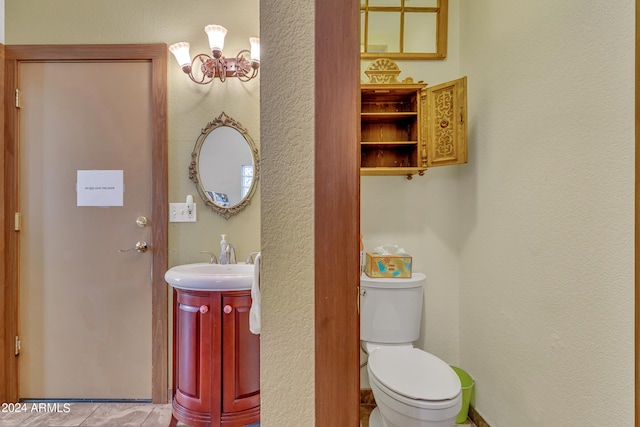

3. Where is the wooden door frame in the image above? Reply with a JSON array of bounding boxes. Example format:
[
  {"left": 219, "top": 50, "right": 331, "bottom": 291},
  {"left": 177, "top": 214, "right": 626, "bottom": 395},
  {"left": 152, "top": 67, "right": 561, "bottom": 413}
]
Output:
[
  {"left": 314, "top": 0, "right": 361, "bottom": 424},
  {"left": 635, "top": 0, "right": 639, "bottom": 424},
  {"left": 1, "top": 44, "right": 168, "bottom": 404}
]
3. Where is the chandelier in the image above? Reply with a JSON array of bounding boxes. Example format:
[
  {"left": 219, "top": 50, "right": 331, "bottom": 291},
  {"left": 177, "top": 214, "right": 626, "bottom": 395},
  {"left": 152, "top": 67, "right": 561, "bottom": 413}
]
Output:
[{"left": 169, "top": 25, "right": 260, "bottom": 85}]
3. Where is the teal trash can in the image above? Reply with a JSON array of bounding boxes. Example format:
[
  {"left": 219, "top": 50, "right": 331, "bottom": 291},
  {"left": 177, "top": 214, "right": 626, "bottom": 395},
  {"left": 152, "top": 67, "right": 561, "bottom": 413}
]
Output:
[{"left": 450, "top": 366, "right": 474, "bottom": 423}]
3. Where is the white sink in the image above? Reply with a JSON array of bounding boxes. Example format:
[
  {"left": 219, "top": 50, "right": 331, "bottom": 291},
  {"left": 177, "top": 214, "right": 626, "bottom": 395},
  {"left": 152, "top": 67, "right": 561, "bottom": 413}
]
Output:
[{"left": 165, "top": 263, "right": 254, "bottom": 291}]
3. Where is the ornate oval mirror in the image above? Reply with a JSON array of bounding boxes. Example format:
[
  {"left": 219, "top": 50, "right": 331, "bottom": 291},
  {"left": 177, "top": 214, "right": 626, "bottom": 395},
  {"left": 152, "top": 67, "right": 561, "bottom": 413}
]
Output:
[{"left": 189, "top": 112, "right": 259, "bottom": 219}]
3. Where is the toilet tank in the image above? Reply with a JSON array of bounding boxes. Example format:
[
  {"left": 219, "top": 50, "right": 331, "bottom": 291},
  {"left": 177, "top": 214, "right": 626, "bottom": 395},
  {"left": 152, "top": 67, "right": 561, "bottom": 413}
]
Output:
[{"left": 360, "top": 273, "right": 426, "bottom": 344}]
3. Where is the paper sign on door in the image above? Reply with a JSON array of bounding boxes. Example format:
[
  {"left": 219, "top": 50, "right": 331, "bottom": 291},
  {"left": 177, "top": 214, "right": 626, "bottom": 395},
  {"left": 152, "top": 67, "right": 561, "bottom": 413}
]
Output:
[{"left": 77, "top": 170, "right": 124, "bottom": 207}]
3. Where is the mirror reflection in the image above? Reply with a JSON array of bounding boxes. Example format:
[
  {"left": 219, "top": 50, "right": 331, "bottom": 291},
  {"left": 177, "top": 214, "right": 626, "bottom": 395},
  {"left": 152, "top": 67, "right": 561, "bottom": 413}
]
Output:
[{"left": 189, "top": 112, "right": 259, "bottom": 219}]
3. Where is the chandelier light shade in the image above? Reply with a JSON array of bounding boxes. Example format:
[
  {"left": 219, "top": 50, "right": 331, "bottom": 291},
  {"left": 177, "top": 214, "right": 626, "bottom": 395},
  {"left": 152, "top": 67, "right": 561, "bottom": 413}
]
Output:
[
  {"left": 249, "top": 37, "right": 260, "bottom": 63},
  {"left": 168, "top": 42, "right": 192, "bottom": 68},
  {"left": 169, "top": 25, "right": 260, "bottom": 85},
  {"left": 205, "top": 25, "right": 227, "bottom": 54}
]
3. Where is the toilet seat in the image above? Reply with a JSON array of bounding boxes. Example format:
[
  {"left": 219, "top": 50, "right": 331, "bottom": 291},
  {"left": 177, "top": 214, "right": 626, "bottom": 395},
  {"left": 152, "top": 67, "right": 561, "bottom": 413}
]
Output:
[{"left": 368, "top": 347, "right": 461, "bottom": 402}]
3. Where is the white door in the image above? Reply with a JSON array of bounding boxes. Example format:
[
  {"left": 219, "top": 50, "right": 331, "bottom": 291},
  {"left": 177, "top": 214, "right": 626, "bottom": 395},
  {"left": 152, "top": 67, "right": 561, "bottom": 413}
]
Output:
[{"left": 18, "top": 61, "right": 154, "bottom": 399}]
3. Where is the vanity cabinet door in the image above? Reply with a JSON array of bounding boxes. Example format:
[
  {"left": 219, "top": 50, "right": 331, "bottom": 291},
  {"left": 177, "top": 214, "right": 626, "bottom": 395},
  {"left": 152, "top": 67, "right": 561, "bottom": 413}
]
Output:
[
  {"left": 221, "top": 293, "right": 260, "bottom": 414},
  {"left": 174, "top": 291, "right": 217, "bottom": 419}
]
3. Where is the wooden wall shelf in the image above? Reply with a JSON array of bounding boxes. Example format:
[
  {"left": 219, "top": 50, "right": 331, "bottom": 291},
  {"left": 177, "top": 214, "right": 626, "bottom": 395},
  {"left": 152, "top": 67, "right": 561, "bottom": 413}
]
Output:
[{"left": 360, "top": 59, "right": 469, "bottom": 179}]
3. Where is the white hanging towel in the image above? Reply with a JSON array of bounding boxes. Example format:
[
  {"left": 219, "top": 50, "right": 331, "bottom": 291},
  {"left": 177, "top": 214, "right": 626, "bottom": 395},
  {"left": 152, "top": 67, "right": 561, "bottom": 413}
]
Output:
[{"left": 249, "top": 252, "right": 261, "bottom": 335}]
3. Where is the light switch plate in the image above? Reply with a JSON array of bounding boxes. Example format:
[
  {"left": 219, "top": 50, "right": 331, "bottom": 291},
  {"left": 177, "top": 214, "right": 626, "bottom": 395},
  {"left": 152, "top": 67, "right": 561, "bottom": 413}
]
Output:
[{"left": 169, "top": 202, "right": 197, "bottom": 222}]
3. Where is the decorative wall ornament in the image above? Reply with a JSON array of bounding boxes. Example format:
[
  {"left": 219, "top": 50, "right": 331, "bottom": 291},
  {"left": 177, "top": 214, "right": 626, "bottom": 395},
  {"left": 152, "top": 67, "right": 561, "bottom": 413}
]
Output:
[
  {"left": 364, "top": 58, "right": 422, "bottom": 85},
  {"left": 432, "top": 86, "right": 455, "bottom": 161}
]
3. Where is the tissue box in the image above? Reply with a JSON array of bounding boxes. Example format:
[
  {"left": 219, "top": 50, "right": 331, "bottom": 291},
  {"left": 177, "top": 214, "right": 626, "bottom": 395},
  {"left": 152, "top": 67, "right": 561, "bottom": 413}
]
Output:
[{"left": 364, "top": 252, "right": 412, "bottom": 278}]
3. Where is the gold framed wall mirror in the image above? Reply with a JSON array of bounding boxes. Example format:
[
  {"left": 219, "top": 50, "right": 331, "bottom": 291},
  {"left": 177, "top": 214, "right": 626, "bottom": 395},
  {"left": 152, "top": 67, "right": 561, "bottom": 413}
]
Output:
[
  {"left": 189, "top": 112, "right": 260, "bottom": 220},
  {"left": 360, "top": 0, "right": 448, "bottom": 60}
]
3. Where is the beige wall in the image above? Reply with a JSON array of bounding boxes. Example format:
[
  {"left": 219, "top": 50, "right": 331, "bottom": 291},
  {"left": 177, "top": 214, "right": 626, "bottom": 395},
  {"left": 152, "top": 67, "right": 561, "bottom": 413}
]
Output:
[
  {"left": 362, "top": 0, "right": 635, "bottom": 425},
  {"left": 459, "top": 1, "right": 634, "bottom": 425},
  {"left": 260, "top": 1, "right": 316, "bottom": 423}
]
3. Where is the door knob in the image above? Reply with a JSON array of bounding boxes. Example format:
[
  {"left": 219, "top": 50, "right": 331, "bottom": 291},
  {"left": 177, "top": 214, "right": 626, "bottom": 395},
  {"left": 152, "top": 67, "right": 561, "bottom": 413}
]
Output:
[
  {"left": 119, "top": 241, "right": 148, "bottom": 253},
  {"left": 136, "top": 216, "right": 149, "bottom": 227},
  {"left": 223, "top": 305, "right": 232, "bottom": 314}
]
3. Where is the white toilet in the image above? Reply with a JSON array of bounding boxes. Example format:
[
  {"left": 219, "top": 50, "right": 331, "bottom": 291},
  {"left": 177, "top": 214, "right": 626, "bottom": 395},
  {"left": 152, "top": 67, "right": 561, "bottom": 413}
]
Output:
[{"left": 361, "top": 273, "right": 462, "bottom": 427}]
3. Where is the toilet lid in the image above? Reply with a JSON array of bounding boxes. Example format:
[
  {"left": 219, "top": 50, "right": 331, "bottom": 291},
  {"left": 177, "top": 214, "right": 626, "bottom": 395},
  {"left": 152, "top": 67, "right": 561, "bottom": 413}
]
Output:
[{"left": 369, "top": 347, "right": 461, "bottom": 401}]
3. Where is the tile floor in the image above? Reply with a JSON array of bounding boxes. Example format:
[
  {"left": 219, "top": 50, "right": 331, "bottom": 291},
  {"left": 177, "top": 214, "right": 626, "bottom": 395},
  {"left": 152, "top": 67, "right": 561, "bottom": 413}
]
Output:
[
  {"left": 0, "top": 402, "right": 476, "bottom": 426},
  {"left": 0, "top": 403, "right": 180, "bottom": 427}
]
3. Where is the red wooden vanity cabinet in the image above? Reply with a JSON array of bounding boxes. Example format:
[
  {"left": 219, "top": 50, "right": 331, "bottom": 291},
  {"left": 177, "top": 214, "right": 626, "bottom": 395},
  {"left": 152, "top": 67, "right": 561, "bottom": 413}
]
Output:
[{"left": 171, "top": 289, "right": 260, "bottom": 427}]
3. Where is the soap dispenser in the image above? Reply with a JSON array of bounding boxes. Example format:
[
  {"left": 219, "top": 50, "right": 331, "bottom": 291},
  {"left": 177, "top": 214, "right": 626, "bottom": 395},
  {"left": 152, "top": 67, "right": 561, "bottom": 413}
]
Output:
[{"left": 219, "top": 234, "right": 228, "bottom": 265}]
